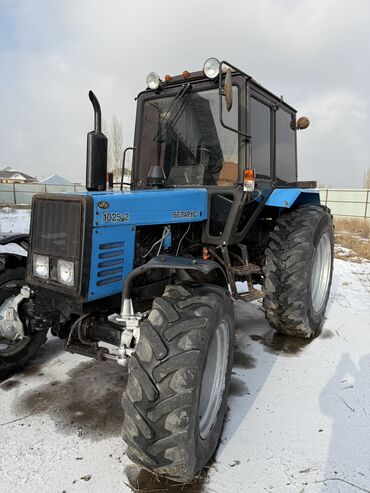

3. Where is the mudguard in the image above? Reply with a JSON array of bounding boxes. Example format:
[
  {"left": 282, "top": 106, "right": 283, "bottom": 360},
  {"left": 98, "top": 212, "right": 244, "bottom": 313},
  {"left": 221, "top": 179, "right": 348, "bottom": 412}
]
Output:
[
  {"left": 265, "top": 188, "right": 320, "bottom": 208},
  {"left": 0, "top": 253, "right": 27, "bottom": 273},
  {"left": 122, "top": 254, "right": 227, "bottom": 299},
  {"left": 0, "top": 233, "right": 29, "bottom": 249}
]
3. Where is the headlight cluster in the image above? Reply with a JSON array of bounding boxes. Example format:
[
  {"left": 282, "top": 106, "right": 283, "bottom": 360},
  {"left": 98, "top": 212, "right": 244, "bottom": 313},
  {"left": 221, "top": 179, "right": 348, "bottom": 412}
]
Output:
[{"left": 33, "top": 254, "right": 75, "bottom": 286}]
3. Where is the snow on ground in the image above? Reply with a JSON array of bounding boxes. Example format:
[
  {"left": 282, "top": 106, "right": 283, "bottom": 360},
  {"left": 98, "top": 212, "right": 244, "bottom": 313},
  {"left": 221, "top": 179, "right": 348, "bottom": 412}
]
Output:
[
  {"left": 1, "top": 209, "right": 370, "bottom": 491},
  {"left": 0, "top": 208, "right": 30, "bottom": 256},
  {"left": 1, "top": 258, "right": 370, "bottom": 493},
  {"left": 0, "top": 208, "right": 30, "bottom": 234}
]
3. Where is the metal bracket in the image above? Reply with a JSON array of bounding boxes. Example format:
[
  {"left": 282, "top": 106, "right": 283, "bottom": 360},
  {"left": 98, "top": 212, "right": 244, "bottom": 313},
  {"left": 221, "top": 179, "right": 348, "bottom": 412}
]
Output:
[
  {"left": 0, "top": 286, "right": 31, "bottom": 341},
  {"left": 108, "top": 299, "right": 142, "bottom": 367}
]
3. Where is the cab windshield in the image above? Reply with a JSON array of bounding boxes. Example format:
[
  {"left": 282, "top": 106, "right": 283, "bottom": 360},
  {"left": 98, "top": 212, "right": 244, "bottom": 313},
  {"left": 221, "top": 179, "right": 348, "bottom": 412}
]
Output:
[{"left": 136, "top": 86, "right": 239, "bottom": 186}]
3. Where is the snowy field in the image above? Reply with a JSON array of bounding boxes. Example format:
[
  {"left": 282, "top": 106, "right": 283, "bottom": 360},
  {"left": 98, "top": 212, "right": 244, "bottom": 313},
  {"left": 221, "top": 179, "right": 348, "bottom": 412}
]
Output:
[
  {"left": 0, "top": 208, "right": 30, "bottom": 235},
  {"left": 1, "top": 211, "right": 370, "bottom": 492},
  {"left": 0, "top": 208, "right": 30, "bottom": 256}
]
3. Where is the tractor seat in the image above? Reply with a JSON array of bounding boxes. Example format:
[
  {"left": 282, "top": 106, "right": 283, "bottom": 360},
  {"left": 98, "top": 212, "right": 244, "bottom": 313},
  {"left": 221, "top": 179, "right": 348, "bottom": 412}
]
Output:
[{"left": 217, "top": 161, "right": 239, "bottom": 185}]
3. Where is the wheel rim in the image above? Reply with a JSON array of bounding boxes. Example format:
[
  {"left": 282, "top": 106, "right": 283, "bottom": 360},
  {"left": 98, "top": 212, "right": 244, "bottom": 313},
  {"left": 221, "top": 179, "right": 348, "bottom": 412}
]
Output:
[
  {"left": 198, "top": 321, "right": 229, "bottom": 440},
  {"left": 0, "top": 280, "right": 26, "bottom": 354},
  {"left": 310, "top": 232, "right": 332, "bottom": 313}
]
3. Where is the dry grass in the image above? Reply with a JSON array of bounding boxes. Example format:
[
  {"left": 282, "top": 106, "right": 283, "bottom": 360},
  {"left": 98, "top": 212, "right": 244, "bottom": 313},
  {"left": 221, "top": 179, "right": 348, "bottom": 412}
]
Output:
[
  {"left": 334, "top": 217, "right": 370, "bottom": 238},
  {"left": 334, "top": 217, "right": 370, "bottom": 261}
]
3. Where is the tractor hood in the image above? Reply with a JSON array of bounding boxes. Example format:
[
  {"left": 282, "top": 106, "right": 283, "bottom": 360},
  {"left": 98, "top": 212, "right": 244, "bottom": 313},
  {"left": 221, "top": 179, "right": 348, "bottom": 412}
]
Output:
[
  {"left": 27, "top": 188, "right": 208, "bottom": 303},
  {"left": 85, "top": 187, "right": 208, "bottom": 227}
]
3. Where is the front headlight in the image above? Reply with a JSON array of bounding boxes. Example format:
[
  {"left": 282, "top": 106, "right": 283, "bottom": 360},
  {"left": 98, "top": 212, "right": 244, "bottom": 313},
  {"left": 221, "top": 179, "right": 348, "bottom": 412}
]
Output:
[
  {"left": 33, "top": 254, "right": 49, "bottom": 278},
  {"left": 57, "top": 259, "right": 75, "bottom": 286}
]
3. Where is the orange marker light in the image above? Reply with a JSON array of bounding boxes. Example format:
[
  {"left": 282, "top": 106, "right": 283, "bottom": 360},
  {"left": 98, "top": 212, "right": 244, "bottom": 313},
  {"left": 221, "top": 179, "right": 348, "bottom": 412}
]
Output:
[
  {"left": 183, "top": 70, "right": 190, "bottom": 78},
  {"left": 243, "top": 168, "right": 255, "bottom": 192},
  {"left": 164, "top": 74, "right": 172, "bottom": 82}
]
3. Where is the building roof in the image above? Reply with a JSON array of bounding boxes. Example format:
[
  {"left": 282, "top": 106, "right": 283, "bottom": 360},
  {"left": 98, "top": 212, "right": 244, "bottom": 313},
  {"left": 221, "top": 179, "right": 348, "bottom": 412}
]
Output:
[
  {"left": 0, "top": 167, "right": 36, "bottom": 181},
  {"left": 40, "top": 174, "right": 73, "bottom": 185}
]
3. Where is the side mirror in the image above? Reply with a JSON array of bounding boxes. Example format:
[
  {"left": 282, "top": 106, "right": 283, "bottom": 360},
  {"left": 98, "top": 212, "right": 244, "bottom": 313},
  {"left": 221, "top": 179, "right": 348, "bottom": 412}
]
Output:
[
  {"left": 224, "top": 68, "right": 233, "bottom": 112},
  {"left": 291, "top": 116, "right": 310, "bottom": 130}
]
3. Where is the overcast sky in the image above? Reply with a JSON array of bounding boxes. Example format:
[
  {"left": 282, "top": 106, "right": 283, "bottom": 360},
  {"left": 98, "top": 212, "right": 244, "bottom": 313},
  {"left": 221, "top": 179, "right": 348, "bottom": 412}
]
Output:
[{"left": 0, "top": 0, "right": 369, "bottom": 187}]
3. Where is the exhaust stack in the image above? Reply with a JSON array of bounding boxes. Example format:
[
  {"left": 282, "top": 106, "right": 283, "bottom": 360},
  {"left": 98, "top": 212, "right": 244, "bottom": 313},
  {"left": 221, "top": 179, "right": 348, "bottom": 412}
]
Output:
[{"left": 86, "top": 90, "right": 108, "bottom": 191}]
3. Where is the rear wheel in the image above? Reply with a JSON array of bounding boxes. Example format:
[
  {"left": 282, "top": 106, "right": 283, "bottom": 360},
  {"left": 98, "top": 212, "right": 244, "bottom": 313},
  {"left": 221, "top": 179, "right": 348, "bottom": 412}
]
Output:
[
  {"left": 122, "top": 283, "right": 235, "bottom": 482},
  {"left": 0, "top": 267, "right": 47, "bottom": 380},
  {"left": 263, "top": 204, "right": 334, "bottom": 338}
]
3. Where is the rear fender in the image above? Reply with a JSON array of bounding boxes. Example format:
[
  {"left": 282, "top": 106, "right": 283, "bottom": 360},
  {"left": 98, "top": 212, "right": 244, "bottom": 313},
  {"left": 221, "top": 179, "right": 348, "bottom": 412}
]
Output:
[{"left": 265, "top": 189, "right": 320, "bottom": 209}]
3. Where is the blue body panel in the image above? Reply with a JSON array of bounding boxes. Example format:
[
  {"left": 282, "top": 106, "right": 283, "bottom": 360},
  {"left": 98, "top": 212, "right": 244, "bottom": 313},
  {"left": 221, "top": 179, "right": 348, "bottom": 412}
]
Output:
[
  {"left": 85, "top": 188, "right": 208, "bottom": 301},
  {"left": 265, "top": 188, "right": 320, "bottom": 208},
  {"left": 88, "top": 225, "right": 135, "bottom": 301}
]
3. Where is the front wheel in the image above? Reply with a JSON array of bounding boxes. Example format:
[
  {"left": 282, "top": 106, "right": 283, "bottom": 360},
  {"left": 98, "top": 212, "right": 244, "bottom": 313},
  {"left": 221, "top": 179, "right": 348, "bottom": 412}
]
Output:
[
  {"left": 0, "top": 266, "right": 48, "bottom": 380},
  {"left": 122, "top": 283, "right": 235, "bottom": 482}
]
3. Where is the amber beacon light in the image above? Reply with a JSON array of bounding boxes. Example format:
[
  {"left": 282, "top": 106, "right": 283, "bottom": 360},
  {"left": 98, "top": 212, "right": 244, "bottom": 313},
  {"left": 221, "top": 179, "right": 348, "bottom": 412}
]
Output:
[{"left": 243, "top": 168, "right": 255, "bottom": 192}]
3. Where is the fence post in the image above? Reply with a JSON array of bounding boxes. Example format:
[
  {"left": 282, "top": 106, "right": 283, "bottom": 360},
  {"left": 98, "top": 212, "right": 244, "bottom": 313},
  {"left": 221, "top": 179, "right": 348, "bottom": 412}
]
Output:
[
  {"left": 325, "top": 188, "right": 328, "bottom": 207},
  {"left": 365, "top": 189, "right": 369, "bottom": 219},
  {"left": 13, "top": 183, "right": 16, "bottom": 205}
]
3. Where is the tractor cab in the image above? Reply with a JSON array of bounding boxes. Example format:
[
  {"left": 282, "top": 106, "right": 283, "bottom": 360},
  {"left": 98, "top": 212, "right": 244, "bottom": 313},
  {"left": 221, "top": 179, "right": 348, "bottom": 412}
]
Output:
[
  {"left": 129, "top": 58, "right": 312, "bottom": 248},
  {"left": 132, "top": 58, "right": 303, "bottom": 192}
]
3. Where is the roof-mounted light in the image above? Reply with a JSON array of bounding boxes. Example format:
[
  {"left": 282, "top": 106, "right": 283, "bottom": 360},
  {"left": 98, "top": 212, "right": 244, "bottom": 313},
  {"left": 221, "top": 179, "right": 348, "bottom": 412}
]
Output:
[
  {"left": 146, "top": 72, "right": 161, "bottom": 90},
  {"left": 203, "top": 58, "right": 220, "bottom": 79}
]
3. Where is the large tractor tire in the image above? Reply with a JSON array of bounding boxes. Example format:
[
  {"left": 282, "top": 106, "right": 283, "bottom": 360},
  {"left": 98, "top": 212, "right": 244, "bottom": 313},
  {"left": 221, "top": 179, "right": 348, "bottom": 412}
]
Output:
[
  {"left": 122, "top": 283, "right": 235, "bottom": 482},
  {"left": 0, "top": 266, "right": 48, "bottom": 380},
  {"left": 263, "top": 204, "right": 334, "bottom": 338}
]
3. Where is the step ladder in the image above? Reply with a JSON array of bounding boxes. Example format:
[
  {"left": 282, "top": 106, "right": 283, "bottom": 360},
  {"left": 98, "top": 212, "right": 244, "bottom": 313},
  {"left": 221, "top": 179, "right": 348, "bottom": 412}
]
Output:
[{"left": 220, "top": 244, "right": 264, "bottom": 302}]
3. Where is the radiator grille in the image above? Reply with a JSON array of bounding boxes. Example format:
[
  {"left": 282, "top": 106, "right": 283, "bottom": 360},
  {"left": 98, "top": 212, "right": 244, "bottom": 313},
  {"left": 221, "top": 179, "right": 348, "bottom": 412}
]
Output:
[
  {"left": 31, "top": 198, "right": 82, "bottom": 259},
  {"left": 96, "top": 241, "right": 125, "bottom": 286}
]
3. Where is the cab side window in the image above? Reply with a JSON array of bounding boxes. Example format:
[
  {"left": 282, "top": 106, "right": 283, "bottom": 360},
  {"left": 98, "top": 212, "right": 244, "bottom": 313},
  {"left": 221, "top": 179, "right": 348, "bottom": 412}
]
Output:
[
  {"left": 275, "top": 109, "right": 296, "bottom": 183},
  {"left": 250, "top": 98, "right": 271, "bottom": 179}
]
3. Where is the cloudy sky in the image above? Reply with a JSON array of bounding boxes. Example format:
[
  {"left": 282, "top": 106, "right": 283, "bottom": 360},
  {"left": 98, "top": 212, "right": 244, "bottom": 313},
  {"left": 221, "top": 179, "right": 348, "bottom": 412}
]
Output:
[{"left": 0, "top": 0, "right": 369, "bottom": 186}]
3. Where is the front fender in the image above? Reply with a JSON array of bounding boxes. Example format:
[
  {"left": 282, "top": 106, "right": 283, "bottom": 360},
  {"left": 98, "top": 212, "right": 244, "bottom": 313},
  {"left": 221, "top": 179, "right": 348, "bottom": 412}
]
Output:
[
  {"left": 0, "top": 233, "right": 29, "bottom": 250},
  {"left": 123, "top": 255, "right": 227, "bottom": 299},
  {"left": 0, "top": 253, "right": 27, "bottom": 274}
]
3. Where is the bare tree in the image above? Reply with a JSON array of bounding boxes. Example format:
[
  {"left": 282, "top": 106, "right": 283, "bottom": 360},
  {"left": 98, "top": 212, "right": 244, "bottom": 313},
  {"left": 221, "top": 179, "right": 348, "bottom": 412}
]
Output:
[
  {"left": 101, "top": 119, "right": 112, "bottom": 171},
  {"left": 102, "top": 116, "right": 128, "bottom": 181},
  {"left": 109, "top": 114, "right": 123, "bottom": 178},
  {"left": 363, "top": 168, "right": 370, "bottom": 188}
]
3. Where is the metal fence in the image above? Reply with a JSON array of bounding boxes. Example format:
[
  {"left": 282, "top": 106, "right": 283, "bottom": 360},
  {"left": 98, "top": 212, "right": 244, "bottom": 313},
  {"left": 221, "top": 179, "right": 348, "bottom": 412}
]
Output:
[
  {"left": 0, "top": 183, "right": 86, "bottom": 206},
  {"left": 0, "top": 183, "right": 369, "bottom": 219},
  {"left": 319, "top": 189, "right": 370, "bottom": 219}
]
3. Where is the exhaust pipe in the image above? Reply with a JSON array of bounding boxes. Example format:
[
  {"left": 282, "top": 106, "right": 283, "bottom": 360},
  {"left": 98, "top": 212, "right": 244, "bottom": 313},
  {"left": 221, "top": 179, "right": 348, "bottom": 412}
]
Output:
[{"left": 86, "top": 90, "right": 108, "bottom": 191}]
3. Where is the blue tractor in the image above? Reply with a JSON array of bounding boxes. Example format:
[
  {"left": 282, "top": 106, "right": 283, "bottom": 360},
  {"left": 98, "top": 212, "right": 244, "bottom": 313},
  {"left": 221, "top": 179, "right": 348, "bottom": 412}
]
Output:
[{"left": 0, "top": 58, "right": 334, "bottom": 481}]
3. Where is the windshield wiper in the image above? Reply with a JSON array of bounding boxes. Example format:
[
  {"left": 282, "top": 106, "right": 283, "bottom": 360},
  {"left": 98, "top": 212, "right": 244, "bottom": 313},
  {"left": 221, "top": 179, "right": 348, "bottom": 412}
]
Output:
[{"left": 154, "top": 83, "right": 192, "bottom": 143}]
